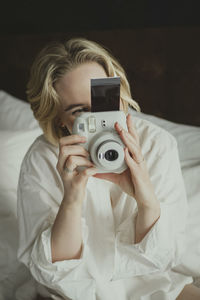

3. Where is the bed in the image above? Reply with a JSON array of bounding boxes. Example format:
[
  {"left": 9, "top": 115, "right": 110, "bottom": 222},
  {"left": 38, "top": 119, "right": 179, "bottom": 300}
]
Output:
[{"left": 0, "top": 28, "right": 200, "bottom": 299}]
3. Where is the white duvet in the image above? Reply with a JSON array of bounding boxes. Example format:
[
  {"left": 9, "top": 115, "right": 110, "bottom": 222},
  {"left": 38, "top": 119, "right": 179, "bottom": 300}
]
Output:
[{"left": 0, "top": 90, "right": 199, "bottom": 300}]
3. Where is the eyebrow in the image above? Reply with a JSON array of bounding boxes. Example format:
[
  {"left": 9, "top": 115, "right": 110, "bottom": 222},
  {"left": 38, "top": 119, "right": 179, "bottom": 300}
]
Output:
[{"left": 64, "top": 103, "right": 85, "bottom": 112}]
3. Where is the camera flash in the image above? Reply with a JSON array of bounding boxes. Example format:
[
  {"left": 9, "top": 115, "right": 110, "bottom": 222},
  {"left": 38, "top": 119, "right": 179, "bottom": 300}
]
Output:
[{"left": 88, "top": 116, "right": 96, "bottom": 133}]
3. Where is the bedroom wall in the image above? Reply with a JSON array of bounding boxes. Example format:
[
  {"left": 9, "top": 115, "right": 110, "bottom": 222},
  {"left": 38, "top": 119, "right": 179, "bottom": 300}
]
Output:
[{"left": 0, "top": 0, "right": 200, "bottom": 34}]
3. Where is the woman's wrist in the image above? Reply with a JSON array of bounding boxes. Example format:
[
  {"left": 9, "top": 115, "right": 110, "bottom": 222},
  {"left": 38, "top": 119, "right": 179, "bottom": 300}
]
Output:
[
  {"left": 135, "top": 203, "right": 160, "bottom": 244},
  {"left": 137, "top": 204, "right": 160, "bottom": 222},
  {"left": 136, "top": 193, "right": 160, "bottom": 211},
  {"left": 62, "top": 195, "right": 83, "bottom": 211}
]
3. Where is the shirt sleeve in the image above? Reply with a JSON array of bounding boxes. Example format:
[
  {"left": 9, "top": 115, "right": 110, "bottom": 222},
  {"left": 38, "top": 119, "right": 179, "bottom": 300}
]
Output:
[
  {"left": 112, "top": 134, "right": 189, "bottom": 280},
  {"left": 29, "top": 217, "right": 95, "bottom": 299},
  {"left": 17, "top": 159, "right": 95, "bottom": 299}
]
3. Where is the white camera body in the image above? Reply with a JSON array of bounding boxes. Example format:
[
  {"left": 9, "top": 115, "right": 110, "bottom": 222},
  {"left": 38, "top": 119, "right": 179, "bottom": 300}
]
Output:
[{"left": 72, "top": 110, "right": 128, "bottom": 173}]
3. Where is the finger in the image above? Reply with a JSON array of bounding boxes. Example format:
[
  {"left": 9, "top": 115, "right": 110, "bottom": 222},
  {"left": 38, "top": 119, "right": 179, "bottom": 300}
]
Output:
[
  {"left": 126, "top": 114, "right": 140, "bottom": 144},
  {"left": 115, "top": 122, "right": 143, "bottom": 163},
  {"left": 59, "top": 135, "right": 86, "bottom": 148},
  {"left": 124, "top": 147, "right": 136, "bottom": 171},
  {"left": 123, "top": 132, "right": 144, "bottom": 163},
  {"left": 65, "top": 156, "right": 94, "bottom": 173},
  {"left": 115, "top": 121, "right": 126, "bottom": 135},
  {"left": 81, "top": 166, "right": 99, "bottom": 177},
  {"left": 115, "top": 121, "right": 137, "bottom": 147},
  {"left": 115, "top": 119, "right": 138, "bottom": 147},
  {"left": 121, "top": 129, "right": 138, "bottom": 149},
  {"left": 76, "top": 166, "right": 99, "bottom": 184},
  {"left": 57, "top": 145, "right": 89, "bottom": 172},
  {"left": 114, "top": 121, "right": 134, "bottom": 147},
  {"left": 124, "top": 147, "right": 144, "bottom": 169},
  {"left": 116, "top": 127, "right": 139, "bottom": 160}
]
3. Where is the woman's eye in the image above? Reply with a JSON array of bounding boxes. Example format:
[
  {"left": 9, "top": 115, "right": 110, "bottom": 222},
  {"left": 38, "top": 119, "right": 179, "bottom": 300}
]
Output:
[
  {"left": 72, "top": 109, "right": 84, "bottom": 115},
  {"left": 72, "top": 108, "right": 90, "bottom": 115}
]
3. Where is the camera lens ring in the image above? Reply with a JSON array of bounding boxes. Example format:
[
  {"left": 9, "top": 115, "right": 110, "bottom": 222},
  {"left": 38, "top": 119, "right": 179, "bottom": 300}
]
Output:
[
  {"left": 89, "top": 132, "right": 127, "bottom": 172},
  {"left": 95, "top": 139, "right": 124, "bottom": 170}
]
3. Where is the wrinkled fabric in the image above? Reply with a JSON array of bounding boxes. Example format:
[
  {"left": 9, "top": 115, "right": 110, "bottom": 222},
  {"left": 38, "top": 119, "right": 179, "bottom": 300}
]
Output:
[{"left": 17, "top": 117, "right": 193, "bottom": 300}]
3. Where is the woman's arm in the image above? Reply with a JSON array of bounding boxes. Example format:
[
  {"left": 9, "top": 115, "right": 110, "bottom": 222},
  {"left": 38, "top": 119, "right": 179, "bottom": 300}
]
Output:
[
  {"left": 176, "top": 284, "right": 200, "bottom": 300},
  {"left": 51, "top": 200, "right": 82, "bottom": 262},
  {"left": 17, "top": 135, "right": 97, "bottom": 299},
  {"left": 94, "top": 115, "right": 189, "bottom": 278},
  {"left": 51, "top": 135, "right": 98, "bottom": 263},
  {"left": 95, "top": 114, "right": 161, "bottom": 244}
]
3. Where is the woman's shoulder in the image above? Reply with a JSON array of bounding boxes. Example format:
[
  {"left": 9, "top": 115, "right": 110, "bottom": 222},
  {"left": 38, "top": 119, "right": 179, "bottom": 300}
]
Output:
[
  {"left": 18, "top": 134, "right": 63, "bottom": 214},
  {"left": 20, "top": 134, "right": 59, "bottom": 174},
  {"left": 132, "top": 114, "right": 177, "bottom": 157}
]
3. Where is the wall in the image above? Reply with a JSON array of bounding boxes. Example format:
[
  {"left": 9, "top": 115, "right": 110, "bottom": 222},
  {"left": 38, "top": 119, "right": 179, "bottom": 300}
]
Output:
[{"left": 1, "top": 0, "right": 200, "bottom": 34}]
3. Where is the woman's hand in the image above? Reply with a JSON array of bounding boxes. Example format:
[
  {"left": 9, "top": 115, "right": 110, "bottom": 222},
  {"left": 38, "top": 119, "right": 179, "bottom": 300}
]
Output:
[
  {"left": 57, "top": 135, "right": 98, "bottom": 207},
  {"left": 93, "top": 114, "right": 159, "bottom": 210},
  {"left": 52, "top": 135, "right": 97, "bottom": 262}
]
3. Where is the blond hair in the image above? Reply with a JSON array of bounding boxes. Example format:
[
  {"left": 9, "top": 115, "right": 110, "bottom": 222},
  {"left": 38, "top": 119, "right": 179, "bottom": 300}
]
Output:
[{"left": 27, "top": 37, "right": 140, "bottom": 145}]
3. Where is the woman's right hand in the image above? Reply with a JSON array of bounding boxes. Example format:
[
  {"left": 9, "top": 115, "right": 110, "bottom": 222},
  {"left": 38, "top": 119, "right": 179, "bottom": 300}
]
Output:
[{"left": 56, "top": 135, "right": 98, "bottom": 207}]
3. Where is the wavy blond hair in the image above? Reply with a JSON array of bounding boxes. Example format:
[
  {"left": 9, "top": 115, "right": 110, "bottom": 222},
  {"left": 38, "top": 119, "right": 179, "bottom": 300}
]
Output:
[{"left": 27, "top": 37, "right": 140, "bottom": 145}]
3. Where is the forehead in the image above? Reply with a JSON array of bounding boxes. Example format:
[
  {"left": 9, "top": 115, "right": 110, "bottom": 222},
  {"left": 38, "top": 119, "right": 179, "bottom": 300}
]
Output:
[{"left": 55, "top": 62, "right": 107, "bottom": 107}]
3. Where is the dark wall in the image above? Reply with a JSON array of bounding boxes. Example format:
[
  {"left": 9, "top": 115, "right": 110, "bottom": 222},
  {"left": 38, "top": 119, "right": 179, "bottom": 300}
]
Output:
[
  {"left": 1, "top": 0, "right": 200, "bottom": 34},
  {"left": 1, "top": 27, "right": 200, "bottom": 126}
]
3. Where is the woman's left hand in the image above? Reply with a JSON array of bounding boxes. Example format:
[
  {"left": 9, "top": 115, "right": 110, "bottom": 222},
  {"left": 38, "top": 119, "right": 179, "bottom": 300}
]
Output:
[{"left": 93, "top": 114, "right": 158, "bottom": 209}]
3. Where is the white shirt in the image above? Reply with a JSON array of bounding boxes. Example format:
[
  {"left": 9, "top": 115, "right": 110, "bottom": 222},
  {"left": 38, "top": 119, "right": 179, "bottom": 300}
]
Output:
[{"left": 17, "top": 116, "right": 193, "bottom": 300}]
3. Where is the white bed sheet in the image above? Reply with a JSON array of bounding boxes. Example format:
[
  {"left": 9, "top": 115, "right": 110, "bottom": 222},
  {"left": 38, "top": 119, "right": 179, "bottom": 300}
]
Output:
[{"left": 0, "top": 90, "right": 199, "bottom": 299}]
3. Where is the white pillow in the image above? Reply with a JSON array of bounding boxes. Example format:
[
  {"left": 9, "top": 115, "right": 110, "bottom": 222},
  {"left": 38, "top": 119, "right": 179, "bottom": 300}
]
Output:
[
  {"left": 0, "top": 128, "right": 42, "bottom": 288},
  {"left": 129, "top": 108, "right": 200, "bottom": 281},
  {"left": 0, "top": 91, "right": 42, "bottom": 294},
  {"left": 0, "top": 129, "right": 42, "bottom": 193},
  {"left": 0, "top": 90, "right": 39, "bottom": 131}
]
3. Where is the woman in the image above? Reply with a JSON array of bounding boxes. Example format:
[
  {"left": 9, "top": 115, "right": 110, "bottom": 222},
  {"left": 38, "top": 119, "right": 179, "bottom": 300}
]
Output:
[{"left": 17, "top": 38, "right": 199, "bottom": 299}]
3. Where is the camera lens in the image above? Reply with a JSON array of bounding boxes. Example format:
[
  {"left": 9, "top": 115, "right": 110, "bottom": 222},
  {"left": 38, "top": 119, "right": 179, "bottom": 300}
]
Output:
[{"left": 104, "top": 150, "right": 119, "bottom": 161}]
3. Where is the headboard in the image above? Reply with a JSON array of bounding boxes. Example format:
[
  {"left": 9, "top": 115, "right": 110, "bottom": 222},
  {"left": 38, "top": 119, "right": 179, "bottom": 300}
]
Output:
[{"left": 1, "top": 27, "right": 200, "bottom": 126}]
